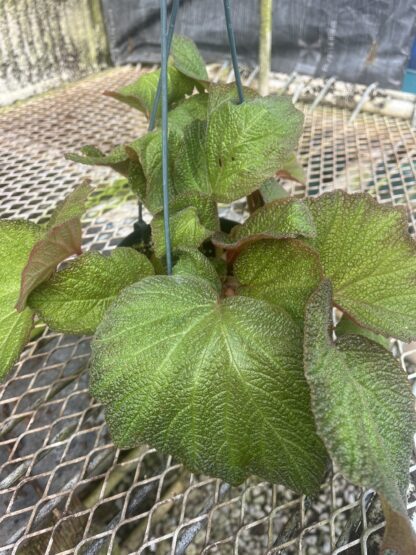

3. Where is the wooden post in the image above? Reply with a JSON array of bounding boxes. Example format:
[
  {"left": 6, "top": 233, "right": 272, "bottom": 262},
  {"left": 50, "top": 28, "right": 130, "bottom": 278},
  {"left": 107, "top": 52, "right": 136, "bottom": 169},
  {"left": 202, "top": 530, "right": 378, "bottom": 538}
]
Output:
[{"left": 258, "top": 0, "right": 273, "bottom": 96}]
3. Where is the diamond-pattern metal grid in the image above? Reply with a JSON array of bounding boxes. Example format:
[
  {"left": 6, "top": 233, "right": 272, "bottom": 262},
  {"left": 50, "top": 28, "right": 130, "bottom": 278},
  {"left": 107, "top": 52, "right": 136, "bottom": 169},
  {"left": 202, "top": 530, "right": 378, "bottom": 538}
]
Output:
[{"left": 0, "top": 66, "right": 416, "bottom": 555}]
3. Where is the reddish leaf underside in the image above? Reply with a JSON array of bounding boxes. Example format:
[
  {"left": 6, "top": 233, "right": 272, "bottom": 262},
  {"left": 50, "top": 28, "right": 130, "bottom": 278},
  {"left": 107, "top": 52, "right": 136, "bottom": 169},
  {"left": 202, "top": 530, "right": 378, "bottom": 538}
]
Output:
[
  {"left": 16, "top": 218, "right": 82, "bottom": 312},
  {"left": 381, "top": 497, "right": 416, "bottom": 555}
]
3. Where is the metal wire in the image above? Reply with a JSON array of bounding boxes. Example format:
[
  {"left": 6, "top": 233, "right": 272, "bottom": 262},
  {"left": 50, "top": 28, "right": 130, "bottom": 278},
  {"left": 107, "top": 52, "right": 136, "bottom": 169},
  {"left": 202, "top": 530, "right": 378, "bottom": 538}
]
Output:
[
  {"left": 223, "top": 0, "right": 245, "bottom": 103},
  {"left": 0, "top": 66, "right": 415, "bottom": 554},
  {"left": 154, "top": 0, "right": 245, "bottom": 273},
  {"left": 137, "top": 0, "right": 180, "bottom": 234},
  {"left": 349, "top": 82, "right": 378, "bottom": 123},
  {"left": 160, "top": 0, "right": 173, "bottom": 275},
  {"left": 148, "top": 0, "right": 180, "bottom": 132}
]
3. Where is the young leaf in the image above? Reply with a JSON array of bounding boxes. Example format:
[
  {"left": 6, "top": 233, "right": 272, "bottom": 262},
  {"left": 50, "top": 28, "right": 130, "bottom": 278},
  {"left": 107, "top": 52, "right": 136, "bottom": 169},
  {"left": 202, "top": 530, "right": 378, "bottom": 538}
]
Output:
[
  {"left": 0, "top": 220, "right": 43, "bottom": 379},
  {"left": 336, "top": 314, "right": 390, "bottom": 350},
  {"left": 171, "top": 35, "right": 208, "bottom": 82},
  {"left": 234, "top": 239, "right": 322, "bottom": 323},
  {"left": 173, "top": 249, "right": 221, "bottom": 293},
  {"left": 48, "top": 181, "right": 93, "bottom": 228},
  {"left": 206, "top": 95, "right": 304, "bottom": 202},
  {"left": 104, "top": 67, "right": 194, "bottom": 117},
  {"left": 28, "top": 248, "right": 154, "bottom": 335},
  {"left": 16, "top": 218, "right": 82, "bottom": 312},
  {"left": 90, "top": 275, "right": 327, "bottom": 491},
  {"left": 152, "top": 192, "right": 219, "bottom": 257},
  {"left": 304, "top": 280, "right": 415, "bottom": 532},
  {"left": 151, "top": 207, "right": 213, "bottom": 258},
  {"left": 306, "top": 191, "right": 416, "bottom": 341},
  {"left": 66, "top": 144, "right": 131, "bottom": 176},
  {"left": 168, "top": 191, "right": 219, "bottom": 232},
  {"left": 213, "top": 198, "right": 316, "bottom": 249}
]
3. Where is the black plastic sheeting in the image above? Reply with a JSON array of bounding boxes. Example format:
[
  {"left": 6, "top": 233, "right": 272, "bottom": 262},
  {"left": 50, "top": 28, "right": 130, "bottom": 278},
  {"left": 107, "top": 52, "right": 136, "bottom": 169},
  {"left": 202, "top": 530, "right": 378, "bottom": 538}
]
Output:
[{"left": 102, "top": 0, "right": 416, "bottom": 90}]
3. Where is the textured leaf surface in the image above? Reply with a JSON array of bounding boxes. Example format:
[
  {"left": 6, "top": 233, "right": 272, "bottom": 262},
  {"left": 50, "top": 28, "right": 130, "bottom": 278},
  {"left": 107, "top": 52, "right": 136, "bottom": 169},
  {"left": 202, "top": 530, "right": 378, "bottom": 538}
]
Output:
[
  {"left": 207, "top": 96, "right": 303, "bottom": 202},
  {"left": 234, "top": 240, "right": 322, "bottom": 322},
  {"left": 173, "top": 249, "right": 221, "bottom": 292},
  {"left": 336, "top": 314, "right": 390, "bottom": 349},
  {"left": 28, "top": 248, "right": 154, "bottom": 334},
  {"left": 213, "top": 199, "right": 316, "bottom": 249},
  {"left": 90, "top": 275, "right": 327, "bottom": 490},
  {"left": 168, "top": 192, "right": 219, "bottom": 232},
  {"left": 171, "top": 35, "right": 208, "bottom": 82},
  {"left": 168, "top": 94, "right": 208, "bottom": 133},
  {"left": 127, "top": 130, "right": 178, "bottom": 213},
  {"left": 127, "top": 161, "right": 147, "bottom": 199},
  {"left": 16, "top": 219, "right": 82, "bottom": 311},
  {"left": 152, "top": 207, "right": 212, "bottom": 258},
  {"left": 130, "top": 122, "right": 213, "bottom": 211},
  {"left": 66, "top": 145, "right": 131, "bottom": 176},
  {"left": 304, "top": 280, "right": 415, "bottom": 516},
  {"left": 0, "top": 220, "right": 43, "bottom": 379},
  {"left": 129, "top": 91, "right": 303, "bottom": 210},
  {"left": 152, "top": 192, "right": 219, "bottom": 257},
  {"left": 48, "top": 182, "right": 93, "bottom": 228},
  {"left": 172, "top": 120, "right": 210, "bottom": 195},
  {"left": 105, "top": 67, "right": 194, "bottom": 117},
  {"left": 306, "top": 191, "right": 416, "bottom": 341},
  {"left": 207, "top": 83, "right": 259, "bottom": 115}
]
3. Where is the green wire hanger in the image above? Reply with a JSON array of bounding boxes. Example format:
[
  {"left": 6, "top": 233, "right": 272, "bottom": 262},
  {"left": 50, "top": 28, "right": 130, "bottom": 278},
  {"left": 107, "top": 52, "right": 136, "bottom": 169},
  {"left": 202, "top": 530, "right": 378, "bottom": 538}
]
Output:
[{"left": 154, "top": 0, "right": 245, "bottom": 274}]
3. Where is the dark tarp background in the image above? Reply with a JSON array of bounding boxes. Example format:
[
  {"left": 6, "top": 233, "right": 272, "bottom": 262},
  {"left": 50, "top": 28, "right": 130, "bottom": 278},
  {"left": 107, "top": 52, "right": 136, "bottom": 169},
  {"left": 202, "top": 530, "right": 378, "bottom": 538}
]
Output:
[{"left": 101, "top": 0, "right": 416, "bottom": 90}]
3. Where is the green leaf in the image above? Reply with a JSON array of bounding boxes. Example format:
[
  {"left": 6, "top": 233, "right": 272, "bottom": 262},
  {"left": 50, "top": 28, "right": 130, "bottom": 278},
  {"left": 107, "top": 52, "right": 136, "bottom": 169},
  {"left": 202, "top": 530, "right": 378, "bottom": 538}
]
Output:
[
  {"left": 206, "top": 95, "right": 304, "bottom": 202},
  {"left": 171, "top": 35, "right": 208, "bottom": 82},
  {"left": 234, "top": 239, "right": 322, "bottom": 323},
  {"left": 207, "top": 83, "right": 259, "bottom": 115},
  {"left": 306, "top": 191, "right": 416, "bottom": 341},
  {"left": 66, "top": 144, "right": 131, "bottom": 176},
  {"left": 172, "top": 120, "right": 210, "bottom": 195},
  {"left": 90, "top": 275, "right": 327, "bottom": 491},
  {"left": 28, "top": 248, "right": 154, "bottom": 335},
  {"left": 304, "top": 279, "right": 415, "bottom": 517},
  {"left": 0, "top": 220, "right": 43, "bottom": 379},
  {"left": 152, "top": 207, "right": 212, "bottom": 258},
  {"left": 127, "top": 119, "right": 215, "bottom": 213},
  {"left": 104, "top": 67, "right": 194, "bottom": 117},
  {"left": 213, "top": 198, "right": 316, "bottom": 249},
  {"left": 260, "top": 177, "right": 289, "bottom": 203},
  {"left": 168, "top": 191, "right": 219, "bottom": 232},
  {"left": 168, "top": 94, "right": 208, "bottom": 133},
  {"left": 127, "top": 160, "right": 147, "bottom": 199},
  {"left": 336, "top": 314, "right": 390, "bottom": 350},
  {"left": 173, "top": 248, "right": 221, "bottom": 292},
  {"left": 276, "top": 153, "right": 306, "bottom": 184},
  {"left": 16, "top": 219, "right": 82, "bottom": 311},
  {"left": 127, "top": 129, "right": 178, "bottom": 213},
  {"left": 152, "top": 191, "right": 219, "bottom": 257},
  {"left": 48, "top": 181, "right": 93, "bottom": 228}
]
